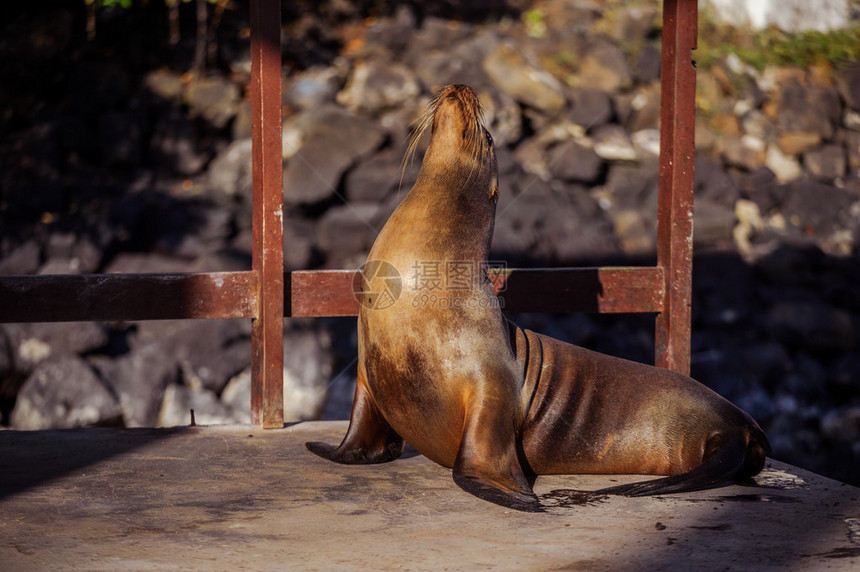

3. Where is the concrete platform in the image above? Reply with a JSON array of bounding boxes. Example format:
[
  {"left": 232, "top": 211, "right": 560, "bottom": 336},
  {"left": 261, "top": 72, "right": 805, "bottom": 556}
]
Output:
[{"left": 1, "top": 421, "right": 858, "bottom": 571}]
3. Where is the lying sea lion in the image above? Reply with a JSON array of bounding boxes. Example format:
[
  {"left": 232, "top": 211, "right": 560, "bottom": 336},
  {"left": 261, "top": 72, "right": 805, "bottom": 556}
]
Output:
[{"left": 307, "top": 84, "right": 770, "bottom": 512}]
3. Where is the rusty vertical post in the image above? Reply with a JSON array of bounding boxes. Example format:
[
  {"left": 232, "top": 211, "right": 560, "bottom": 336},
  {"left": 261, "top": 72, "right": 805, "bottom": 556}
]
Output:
[
  {"left": 250, "top": 0, "right": 284, "bottom": 428},
  {"left": 655, "top": 0, "right": 697, "bottom": 375}
]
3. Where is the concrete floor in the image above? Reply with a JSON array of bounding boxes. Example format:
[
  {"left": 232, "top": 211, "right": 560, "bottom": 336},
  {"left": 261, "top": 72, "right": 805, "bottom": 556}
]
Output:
[{"left": 1, "top": 420, "right": 859, "bottom": 571}]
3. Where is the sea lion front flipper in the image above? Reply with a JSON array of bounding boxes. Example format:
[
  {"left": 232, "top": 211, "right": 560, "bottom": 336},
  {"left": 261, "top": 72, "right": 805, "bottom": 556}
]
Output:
[
  {"left": 593, "top": 433, "right": 758, "bottom": 497},
  {"left": 306, "top": 375, "right": 404, "bottom": 465},
  {"left": 452, "top": 394, "right": 542, "bottom": 512}
]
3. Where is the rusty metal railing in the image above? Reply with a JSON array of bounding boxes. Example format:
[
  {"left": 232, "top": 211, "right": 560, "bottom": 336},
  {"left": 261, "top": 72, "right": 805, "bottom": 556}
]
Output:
[{"left": 0, "top": 0, "right": 697, "bottom": 429}]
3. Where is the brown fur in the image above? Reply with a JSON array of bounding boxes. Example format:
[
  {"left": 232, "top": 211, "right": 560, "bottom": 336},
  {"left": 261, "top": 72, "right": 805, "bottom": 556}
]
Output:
[{"left": 306, "top": 85, "right": 770, "bottom": 512}]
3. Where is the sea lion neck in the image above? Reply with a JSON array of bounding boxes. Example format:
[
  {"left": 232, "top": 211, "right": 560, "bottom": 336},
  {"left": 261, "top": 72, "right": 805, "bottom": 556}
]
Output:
[{"left": 370, "top": 84, "right": 499, "bottom": 262}]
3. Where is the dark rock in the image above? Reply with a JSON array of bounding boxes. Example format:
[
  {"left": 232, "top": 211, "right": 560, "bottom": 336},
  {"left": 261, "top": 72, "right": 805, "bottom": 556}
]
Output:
[
  {"left": 149, "top": 109, "right": 209, "bottom": 176},
  {"left": 0, "top": 240, "right": 41, "bottom": 274},
  {"left": 821, "top": 406, "right": 860, "bottom": 442},
  {"left": 183, "top": 75, "right": 241, "bottom": 130},
  {"left": 576, "top": 38, "right": 633, "bottom": 92},
  {"left": 766, "top": 300, "right": 854, "bottom": 353},
  {"left": 719, "top": 135, "right": 767, "bottom": 171},
  {"left": 803, "top": 144, "right": 847, "bottom": 181},
  {"left": 282, "top": 106, "right": 386, "bottom": 206},
  {"left": 188, "top": 249, "right": 251, "bottom": 273},
  {"left": 96, "top": 343, "right": 176, "bottom": 428},
  {"left": 695, "top": 155, "right": 740, "bottom": 205},
  {"left": 284, "top": 66, "right": 342, "bottom": 111},
  {"left": 11, "top": 357, "right": 122, "bottom": 430},
  {"left": 620, "top": 85, "right": 661, "bottom": 132},
  {"left": 567, "top": 89, "right": 614, "bottom": 130},
  {"left": 156, "top": 203, "right": 234, "bottom": 259},
  {"left": 315, "top": 203, "right": 381, "bottom": 267},
  {"left": 778, "top": 181, "right": 859, "bottom": 238},
  {"left": 98, "top": 111, "right": 143, "bottom": 166},
  {"left": 547, "top": 139, "right": 604, "bottom": 183},
  {"left": 606, "top": 163, "right": 659, "bottom": 210},
  {"left": 482, "top": 43, "right": 566, "bottom": 112},
  {"left": 776, "top": 84, "right": 842, "bottom": 140},
  {"left": 740, "top": 110, "right": 778, "bottom": 141},
  {"left": 694, "top": 199, "right": 737, "bottom": 249},
  {"left": 480, "top": 87, "right": 523, "bottom": 147},
  {"left": 345, "top": 148, "right": 411, "bottom": 203},
  {"left": 232, "top": 99, "right": 253, "bottom": 140},
  {"left": 847, "top": 131, "right": 860, "bottom": 173},
  {"left": 2, "top": 322, "right": 109, "bottom": 381},
  {"left": 282, "top": 217, "right": 318, "bottom": 271},
  {"left": 693, "top": 253, "right": 757, "bottom": 327},
  {"left": 831, "top": 354, "right": 860, "bottom": 395},
  {"left": 409, "top": 30, "right": 497, "bottom": 93},
  {"left": 157, "top": 384, "right": 241, "bottom": 427},
  {"left": 281, "top": 322, "right": 334, "bottom": 421},
  {"left": 405, "top": 16, "right": 474, "bottom": 56},
  {"left": 206, "top": 138, "right": 253, "bottom": 198},
  {"left": 68, "top": 60, "right": 129, "bottom": 115},
  {"left": 364, "top": 4, "right": 417, "bottom": 55},
  {"left": 836, "top": 61, "right": 860, "bottom": 111},
  {"left": 221, "top": 322, "right": 335, "bottom": 422},
  {"left": 608, "top": 5, "right": 658, "bottom": 43},
  {"left": 592, "top": 124, "right": 637, "bottom": 162},
  {"left": 169, "top": 321, "right": 251, "bottom": 396},
  {"left": 633, "top": 43, "right": 661, "bottom": 84},
  {"left": 142, "top": 68, "right": 184, "bottom": 103},
  {"left": 492, "top": 180, "right": 619, "bottom": 264},
  {"left": 336, "top": 60, "right": 420, "bottom": 115},
  {"left": 734, "top": 166, "right": 777, "bottom": 196}
]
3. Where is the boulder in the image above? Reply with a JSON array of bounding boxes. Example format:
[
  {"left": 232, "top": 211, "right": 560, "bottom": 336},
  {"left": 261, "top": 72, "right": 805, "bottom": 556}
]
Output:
[
  {"left": 157, "top": 384, "right": 241, "bottom": 428},
  {"left": 183, "top": 75, "right": 241, "bottom": 130},
  {"left": 836, "top": 61, "right": 860, "bottom": 111},
  {"left": 803, "top": 144, "right": 847, "bottom": 181},
  {"left": 284, "top": 66, "right": 342, "bottom": 111},
  {"left": 282, "top": 106, "right": 386, "bottom": 206},
  {"left": 547, "top": 139, "right": 604, "bottom": 183},
  {"left": 315, "top": 203, "right": 381, "bottom": 267},
  {"left": 336, "top": 60, "right": 421, "bottom": 115},
  {"left": 11, "top": 357, "right": 122, "bottom": 430},
  {"left": 482, "top": 43, "right": 566, "bottom": 112},
  {"left": 567, "top": 88, "right": 615, "bottom": 130},
  {"left": 776, "top": 83, "right": 841, "bottom": 140},
  {"left": 576, "top": 39, "right": 633, "bottom": 92},
  {"left": 206, "top": 138, "right": 253, "bottom": 198}
]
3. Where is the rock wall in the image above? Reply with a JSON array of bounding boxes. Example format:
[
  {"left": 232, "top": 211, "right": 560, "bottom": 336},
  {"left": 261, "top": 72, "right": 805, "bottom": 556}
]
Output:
[{"left": 1, "top": 1, "right": 859, "bottom": 486}]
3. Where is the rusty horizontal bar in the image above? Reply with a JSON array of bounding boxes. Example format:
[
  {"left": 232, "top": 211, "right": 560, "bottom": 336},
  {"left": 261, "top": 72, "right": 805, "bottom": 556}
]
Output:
[
  {"left": 491, "top": 267, "right": 664, "bottom": 314},
  {"left": 0, "top": 272, "right": 258, "bottom": 323},
  {"left": 287, "top": 267, "right": 665, "bottom": 317},
  {"left": 287, "top": 270, "right": 360, "bottom": 317},
  {"left": 0, "top": 266, "right": 666, "bottom": 324}
]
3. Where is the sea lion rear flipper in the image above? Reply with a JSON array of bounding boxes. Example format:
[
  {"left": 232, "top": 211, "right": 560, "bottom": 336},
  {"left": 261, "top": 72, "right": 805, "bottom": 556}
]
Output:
[
  {"left": 452, "top": 395, "right": 542, "bottom": 512},
  {"left": 593, "top": 435, "right": 753, "bottom": 497},
  {"left": 306, "top": 377, "right": 403, "bottom": 465}
]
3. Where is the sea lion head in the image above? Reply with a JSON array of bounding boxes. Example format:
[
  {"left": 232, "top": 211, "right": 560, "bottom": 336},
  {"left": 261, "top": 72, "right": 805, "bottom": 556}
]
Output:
[{"left": 407, "top": 84, "right": 499, "bottom": 201}]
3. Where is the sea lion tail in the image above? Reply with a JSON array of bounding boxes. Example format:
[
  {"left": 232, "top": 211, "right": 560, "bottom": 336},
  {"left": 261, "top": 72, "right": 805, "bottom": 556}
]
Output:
[{"left": 593, "top": 431, "right": 768, "bottom": 497}]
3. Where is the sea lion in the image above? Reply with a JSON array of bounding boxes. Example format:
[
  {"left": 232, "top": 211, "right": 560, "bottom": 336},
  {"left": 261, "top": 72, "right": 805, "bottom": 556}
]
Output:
[{"left": 306, "top": 84, "right": 770, "bottom": 512}]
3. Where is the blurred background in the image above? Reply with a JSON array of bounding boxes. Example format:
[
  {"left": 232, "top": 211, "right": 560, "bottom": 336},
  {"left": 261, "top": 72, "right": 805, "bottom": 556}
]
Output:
[{"left": 1, "top": 0, "right": 859, "bottom": 487}]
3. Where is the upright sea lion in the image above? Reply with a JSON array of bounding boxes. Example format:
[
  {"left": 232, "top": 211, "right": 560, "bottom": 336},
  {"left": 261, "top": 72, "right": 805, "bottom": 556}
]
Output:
[{"left": 306, "top": 84, "right": 770, "bottom": 512}]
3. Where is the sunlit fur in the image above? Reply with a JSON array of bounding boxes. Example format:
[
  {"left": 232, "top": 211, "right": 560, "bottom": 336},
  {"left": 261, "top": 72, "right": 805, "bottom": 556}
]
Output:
[{"left": 403, "top": 84, "right": 491, "bottom": 189}]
